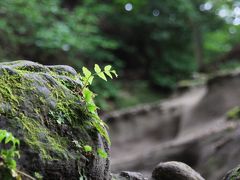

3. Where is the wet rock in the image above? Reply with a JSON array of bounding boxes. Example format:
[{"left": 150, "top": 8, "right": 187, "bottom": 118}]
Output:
[{"left": 152, "top": 161, "right": 205, "bottom": 180}]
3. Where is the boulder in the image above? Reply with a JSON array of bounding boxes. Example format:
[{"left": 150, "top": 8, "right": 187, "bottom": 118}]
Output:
[
  {"left": 0, "top": 60, "right": 110, "bottom": 179},
  {"left": 152, "top": 161, "right": 204, "bottom": 180}
]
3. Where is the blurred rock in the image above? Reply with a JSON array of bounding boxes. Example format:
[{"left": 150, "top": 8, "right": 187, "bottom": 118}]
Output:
[{"left": 152, "top": 161, "right": 204, "bottom": 180}]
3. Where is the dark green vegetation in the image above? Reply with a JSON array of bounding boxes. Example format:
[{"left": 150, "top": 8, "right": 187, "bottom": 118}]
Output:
[
  {"left": 0, "top": 0, "right": 240, "bottom": 110},
  {"left": 0, "top": 61, "right": 114, "bottom": 179},
  {"left": 0, "top": 130, "right": 21, "bottom": 179}
]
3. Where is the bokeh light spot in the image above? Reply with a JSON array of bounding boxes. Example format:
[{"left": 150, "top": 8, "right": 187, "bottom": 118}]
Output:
[{"left": 125, "top": 3, "right": 133, "bottom": 11}]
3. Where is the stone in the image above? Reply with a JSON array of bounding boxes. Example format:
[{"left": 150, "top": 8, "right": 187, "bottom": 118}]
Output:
[{"left": 152, "top": 161, "right": 205, "bottom": 180}]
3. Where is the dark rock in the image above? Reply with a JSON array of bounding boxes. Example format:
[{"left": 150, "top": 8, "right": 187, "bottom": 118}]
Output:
[{"left": 152, "top": 161, "right": 204, "bottom": 180}]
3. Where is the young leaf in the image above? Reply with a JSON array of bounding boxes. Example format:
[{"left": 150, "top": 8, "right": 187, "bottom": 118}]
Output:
[
  {"left": 5, "top": 135, "right": 13, "bottom": 144},
  {"left": 98, "top": 72, "right": 107, "bottom": 81},
  {"left": 88, "top": 76, "right": 94, "bottom": 85},
  {"left": 104, "top": 71, "right": 113, "bottom": 79},
  {"left": 94, "top": 64, "right": 101, "bottom": 73},
  {"left": 87, "top": 103, "right": 97, "bottom": 113},
  {"left": 104, "top": 65, "right": 112, "bottom": 71},
  {"left": 83, "top": 88, "right": 93, "bottom": 103},
  {"left": 97, "top": 148, "right": 108, "bottom": 159},
  {"left": 111, "top": 70, "right": 118, "bottom": 77},
  {"left": 83, "top": 145, "right": 92, "bottom": 152},
  {"left": 82, "top": 67, "right": 91, "bottom": 77}
]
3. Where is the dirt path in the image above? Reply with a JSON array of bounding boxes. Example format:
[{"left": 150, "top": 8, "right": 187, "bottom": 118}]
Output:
[{"left": 107, "top": 73, "right": 240, "bottom": 179}]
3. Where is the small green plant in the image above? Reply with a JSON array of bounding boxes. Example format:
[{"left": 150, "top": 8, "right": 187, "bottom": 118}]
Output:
[
  {"left": 0, "top": 129, "right": 20, "bottom": 178},
  {"left": 0, "top": 129, "right": 38, "bottom": 179},
  {"left": 97, "top": 148, "right": 108, "bottom": 159},
  {"left": 83, "top": 145, "right": 92, "bottom": 153},
  {"left": 79, "top": 64, "right": 117, "bottom": 144}
]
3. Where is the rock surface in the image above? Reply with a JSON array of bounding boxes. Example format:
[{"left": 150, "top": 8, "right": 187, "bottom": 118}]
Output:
[
  {"left": 0, "top": 60, "right": 109, "bottom": 179},
  {"left": 152, "top": 161, "right": 204, "bottom": 180}
]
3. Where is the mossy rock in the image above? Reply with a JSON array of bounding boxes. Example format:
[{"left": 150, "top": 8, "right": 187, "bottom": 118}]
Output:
[{"left": 0, "top": 60, "right": 110, "bottom": 180}]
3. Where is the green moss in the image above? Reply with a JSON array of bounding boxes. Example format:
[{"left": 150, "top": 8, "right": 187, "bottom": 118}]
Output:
[{"left": 18, "top": 113, "right": 69, "bottom": 160}]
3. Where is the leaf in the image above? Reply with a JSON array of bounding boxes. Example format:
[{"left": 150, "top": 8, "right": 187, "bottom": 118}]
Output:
[
  {"left": 88, "top": 76, "right": 94, "bottom": 85},
  {"left": 97, "top": 148, "right": 108, "bottom": 159},
  {"left": 98, "top": 72, "right": 107, "bottom": 81},
  {"left": 83, "top": 145, "right": 92, "bottom": 152},
  {"left": 5, "top": 135, "right": 13, "bottom": 144},
  {"left": 104, "top": 65, "right": 111, "bottom": 71},
  {"left": 0, "top": 133, "right": 5, "bottom": 143},
  {"left": 87, "top": 103, "right": 97, "bottom": 113},
  {"left": 104, "top": 71, "right": 113, "bottom": 79},
  {"left": 94, "top": 64, "right": 101, "bottom": 73},
  {"left": 83, "top": 88, "right": 93, "bottom": 103},
  {"left": 104, "top": 65, "right": 113, "bottom": 78},
  {"left": 111, "top": 70, "right": 118, "bottom": 77},
  {"left": 82, "top": 67, "right": 91, "bottom": 77}
]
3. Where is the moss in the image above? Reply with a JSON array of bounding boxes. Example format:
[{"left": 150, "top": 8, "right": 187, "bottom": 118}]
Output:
[{"left": 18, "top": 113, "right": 69, "bottom": 160}]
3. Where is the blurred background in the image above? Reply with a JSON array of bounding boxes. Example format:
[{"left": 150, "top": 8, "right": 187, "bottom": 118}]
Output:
[
  {"left": 1, "top": 0, "right": 240, "bottom": 179},
  {"left": 0, "top": 0, "right": 240, "bottom": 111}
]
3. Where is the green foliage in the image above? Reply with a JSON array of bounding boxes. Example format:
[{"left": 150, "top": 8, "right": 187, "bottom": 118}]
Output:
[
  {"left": 0, "top": 129, "right": 20, "bottom": 178},
  {"left": 80, "top": 64, "right": 118, "bottom": 144},
  {"left": 0, "top": 0, "right": 118, "bottom": 66},
  {"left": 83, "top": 145, "right": 92, "bottom": 152},
  {"left": 101, "top": 0, "right": 204, "bottom": 89},
  {"left": 97, "top": 148, "right": 108, "bottom": 159}
]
